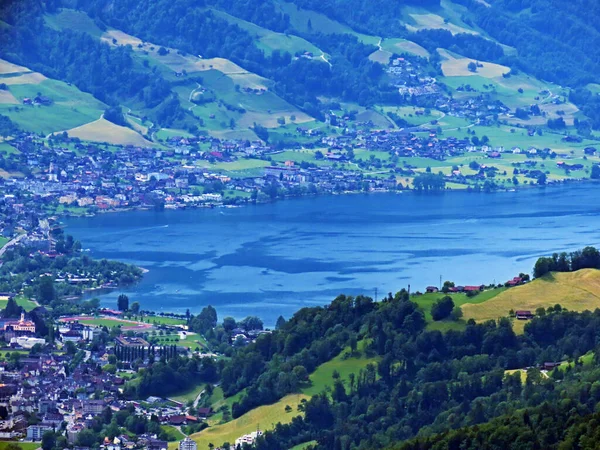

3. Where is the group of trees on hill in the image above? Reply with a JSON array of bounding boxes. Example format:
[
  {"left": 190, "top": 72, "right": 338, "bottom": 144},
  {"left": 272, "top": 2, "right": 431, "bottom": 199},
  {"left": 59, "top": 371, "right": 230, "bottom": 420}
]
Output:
[{"left": 533, "top": 246, "right": 600, "bottom": 278}]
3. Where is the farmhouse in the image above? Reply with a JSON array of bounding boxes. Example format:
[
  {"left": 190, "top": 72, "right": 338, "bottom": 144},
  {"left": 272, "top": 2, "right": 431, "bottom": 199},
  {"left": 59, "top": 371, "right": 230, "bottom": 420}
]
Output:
[
  {"left": 515, "top": 310, "right": 534, "bottom": 320},
  {"left": 463, "top": 285, "right": 484, "bottom": 292},
  {"left": 426, "top": 286, "right": 439, "bottom": 293}
]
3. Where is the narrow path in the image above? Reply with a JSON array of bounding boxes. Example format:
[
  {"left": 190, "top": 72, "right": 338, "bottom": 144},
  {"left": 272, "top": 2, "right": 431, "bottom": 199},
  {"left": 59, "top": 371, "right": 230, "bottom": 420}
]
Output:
[
  {"left": 319, "top": 53, "right": 332, "bottom": 68},
  {"left": 188, "top": 83, "right": 202, "bottom": 110}
]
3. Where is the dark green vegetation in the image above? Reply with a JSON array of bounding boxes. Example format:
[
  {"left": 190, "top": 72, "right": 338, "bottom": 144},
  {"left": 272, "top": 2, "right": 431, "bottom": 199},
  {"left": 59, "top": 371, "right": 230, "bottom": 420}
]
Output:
[
  {"left": 393, "top": 399, "right": 600, "bottom": 450},
  {"left": 533, "top": 246, "right": 600, "bottom": 278},
  {"left": 124, "top": 355, "right": 218, "bottom": 398}
]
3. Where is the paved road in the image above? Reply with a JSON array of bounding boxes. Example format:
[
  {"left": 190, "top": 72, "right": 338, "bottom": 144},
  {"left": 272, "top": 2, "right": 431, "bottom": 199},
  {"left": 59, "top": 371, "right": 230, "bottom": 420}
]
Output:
[{"left": 0, "top": 234, "right": 26, "bottom": 258}]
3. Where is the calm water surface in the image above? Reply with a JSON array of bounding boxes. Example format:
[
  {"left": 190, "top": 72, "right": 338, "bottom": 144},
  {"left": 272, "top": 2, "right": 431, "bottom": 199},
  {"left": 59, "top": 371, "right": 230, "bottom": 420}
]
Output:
[{"left": 64, "top": 186, "right": 600, "bottom": 326}]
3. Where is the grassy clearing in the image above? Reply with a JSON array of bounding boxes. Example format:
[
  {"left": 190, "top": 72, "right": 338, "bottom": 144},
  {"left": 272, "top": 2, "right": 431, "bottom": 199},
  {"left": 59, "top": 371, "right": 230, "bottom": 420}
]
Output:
[
  {"left": 412, "top": 289, "right": 506, "bottom": 332},
  {"left": 303, "top": 344, "right": 379, "bottom": 396},
  {"left": 369, "top": 50, "right": 392, "bottom": 64},
  {"left": 559, "top": 352, "right": 594, "bottom": 371},
  {"left": 406, "top": 12, "right": 477, "bottom": 35},
  {"left": 171, "top": 383, "right": 205, "bottom": 404},
  {"left": 462, "top": 270, "right": 600, "bottom": 334},
  {"left": 277, "top": 0, "right": 378, "bottom": 45},
  {"left": 161, "top": 425, "right": 186, "bottom": 442},
  {"left": 381, "top": 38, "right": 430, "bottom": 58},
  {"left": 289, "top": 442, "right": 317, "bottom": 450},
  {"left": 44, "top": 8, "right": 104, "bottom": 38},
  {"left": 63, "top": 118, "right": 153, "bottom": 147},
  {"left": 0, "top": 90, "right": 18, "bottom": 105},
  {"left": 0, "top": 296, "right": 38, "bottom": 312}
]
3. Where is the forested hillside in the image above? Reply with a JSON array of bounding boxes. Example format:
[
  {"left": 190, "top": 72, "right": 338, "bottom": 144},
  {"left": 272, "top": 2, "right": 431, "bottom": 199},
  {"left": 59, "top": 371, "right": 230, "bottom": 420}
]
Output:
[{"left": 177, "top": 284, "right": 600, "bottom": 449}]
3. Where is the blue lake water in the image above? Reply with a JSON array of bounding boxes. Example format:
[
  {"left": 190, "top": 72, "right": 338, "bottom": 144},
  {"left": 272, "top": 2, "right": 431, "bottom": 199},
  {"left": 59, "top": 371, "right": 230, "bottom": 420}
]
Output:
[{"left": 64, "top": 185, "right": 600, "bottom": 327}]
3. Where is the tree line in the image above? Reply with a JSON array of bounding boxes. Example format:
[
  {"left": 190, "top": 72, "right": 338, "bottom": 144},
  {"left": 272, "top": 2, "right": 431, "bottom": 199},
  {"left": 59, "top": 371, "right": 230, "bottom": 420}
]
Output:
[{"left": 533, "top": 246, "right": 600, "bottom": 278}]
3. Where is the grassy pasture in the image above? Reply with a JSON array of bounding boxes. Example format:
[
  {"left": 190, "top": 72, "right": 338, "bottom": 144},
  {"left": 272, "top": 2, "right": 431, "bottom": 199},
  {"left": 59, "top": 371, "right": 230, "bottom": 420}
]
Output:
[
  {"left": 0, "top": 77, "right": 106, "bottom": 134},
  {"left": 462, "top": 270, "right": 600, "bottom": 333},
  {"left": 190, "top": 393, "right": 309, "bottom": 449},
  {"left": 369, "top": 50, "right": 392, "bottom": 64},
  {"left": 210, "top": 8, "right": 322, "bottom": 57}
]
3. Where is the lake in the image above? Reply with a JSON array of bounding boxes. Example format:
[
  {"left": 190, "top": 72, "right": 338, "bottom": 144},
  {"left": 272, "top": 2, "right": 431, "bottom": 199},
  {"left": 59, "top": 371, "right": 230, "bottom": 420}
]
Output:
[{"left": 64, "top": 185, "right": 600, "bottom": 327}]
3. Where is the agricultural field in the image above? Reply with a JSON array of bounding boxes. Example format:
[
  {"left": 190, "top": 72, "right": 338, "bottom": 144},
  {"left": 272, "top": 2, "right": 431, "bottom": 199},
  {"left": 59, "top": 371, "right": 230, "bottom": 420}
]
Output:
[
  {"left": 62, "top": 118, "right": 154, "bottom": 147},
  {"left": 461, "top": 269, "right": 600, "bottom": 333}
]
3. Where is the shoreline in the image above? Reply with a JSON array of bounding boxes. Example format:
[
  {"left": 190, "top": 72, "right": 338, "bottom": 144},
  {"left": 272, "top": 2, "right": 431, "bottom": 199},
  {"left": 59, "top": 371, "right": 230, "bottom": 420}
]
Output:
[{"left": 57, "top": 178, "right": 596, "bottom": 220}]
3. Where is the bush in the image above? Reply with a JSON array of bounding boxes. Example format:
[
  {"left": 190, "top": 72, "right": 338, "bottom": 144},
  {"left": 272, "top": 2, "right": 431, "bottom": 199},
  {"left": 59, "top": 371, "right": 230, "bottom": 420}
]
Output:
[{"left": 431, "top": 296, "right": 455, "bottom": 321}]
